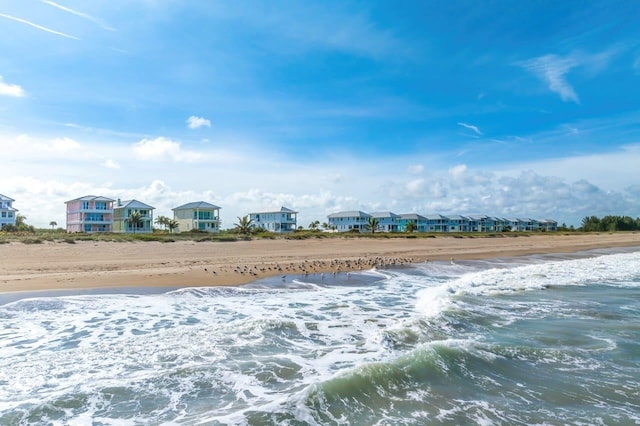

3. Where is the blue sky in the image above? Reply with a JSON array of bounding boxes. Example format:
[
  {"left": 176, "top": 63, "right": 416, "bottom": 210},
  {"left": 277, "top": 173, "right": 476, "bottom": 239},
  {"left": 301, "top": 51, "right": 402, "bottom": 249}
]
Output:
[{"left": 1, "top": 0, "right": 639, "bottom": 228}]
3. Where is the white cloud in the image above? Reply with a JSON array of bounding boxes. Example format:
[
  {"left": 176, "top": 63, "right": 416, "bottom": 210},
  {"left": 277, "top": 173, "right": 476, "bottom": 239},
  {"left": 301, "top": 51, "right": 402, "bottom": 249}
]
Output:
[
  {"left": 47, "top": 137, "right": 82, "bottom": 152},
  {"left": 519, "top": 54, "right": 580, "bottom": 103},
  {"left": 187, "top": 116, "right": 211, "bottom": 129},
  {"left": 0, "top": 75, "right": 25, "bottom": 97},
  {"left": 103, "top": 159, "right": 120, "bottom": 169},
  {"left": 457, "top": 122, "right": 482, "bottom": 136},
  {"left": 132, "top": 137, "right": 205, "bottom": 162},
  {"left": 407, "top": 164, "right": 424, "bottom": 175}
]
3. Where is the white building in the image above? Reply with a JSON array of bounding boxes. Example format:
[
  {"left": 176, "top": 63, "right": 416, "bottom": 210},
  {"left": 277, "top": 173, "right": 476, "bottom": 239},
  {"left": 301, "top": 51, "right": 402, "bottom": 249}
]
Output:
[
  {"left": 249, "top": 207, "right": 297, "bottom": 233},
  {"left": 0, "top": 194, "right": 17, "bottom": 228}
]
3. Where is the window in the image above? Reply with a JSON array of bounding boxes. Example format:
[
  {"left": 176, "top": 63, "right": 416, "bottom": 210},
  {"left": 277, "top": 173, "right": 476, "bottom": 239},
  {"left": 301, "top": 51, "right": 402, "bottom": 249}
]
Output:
[
  {"left": 82, "top": 201, "right": 90, "bottom": 209},
  {"left": 1, "top": 212, "right": 5, "bottom": 218}
]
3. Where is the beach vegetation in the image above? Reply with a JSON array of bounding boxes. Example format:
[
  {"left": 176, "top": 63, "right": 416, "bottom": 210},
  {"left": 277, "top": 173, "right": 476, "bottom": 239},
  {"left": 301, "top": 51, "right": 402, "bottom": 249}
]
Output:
[{"left": 405, "top": 221, "right": 417, "bottom": 233}]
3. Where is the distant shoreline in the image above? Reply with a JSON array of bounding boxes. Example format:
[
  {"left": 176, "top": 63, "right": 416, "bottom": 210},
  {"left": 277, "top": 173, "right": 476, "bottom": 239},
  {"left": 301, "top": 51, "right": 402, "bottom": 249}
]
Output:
[{"left": 1, "top": 232, "right": 639, "bottom": 294}]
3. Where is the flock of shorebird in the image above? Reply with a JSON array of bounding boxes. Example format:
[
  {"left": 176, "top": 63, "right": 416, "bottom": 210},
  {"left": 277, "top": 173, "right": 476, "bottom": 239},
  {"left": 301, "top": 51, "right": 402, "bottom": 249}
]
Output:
[{"left": 201, "top": 256, "right": 416, "bottom": 279}]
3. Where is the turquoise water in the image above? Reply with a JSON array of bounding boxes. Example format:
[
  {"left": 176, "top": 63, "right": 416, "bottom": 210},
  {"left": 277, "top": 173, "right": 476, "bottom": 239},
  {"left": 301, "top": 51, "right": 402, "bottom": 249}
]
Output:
[{"left": 1, "top": 248, "right": 639, "bottom": 425}]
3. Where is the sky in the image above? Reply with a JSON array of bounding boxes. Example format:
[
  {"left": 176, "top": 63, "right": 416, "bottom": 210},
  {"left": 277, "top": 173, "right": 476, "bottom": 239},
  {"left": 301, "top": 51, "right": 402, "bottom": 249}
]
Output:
[{"left": 1, "top": 0, "right": 639, "bottom": 228}]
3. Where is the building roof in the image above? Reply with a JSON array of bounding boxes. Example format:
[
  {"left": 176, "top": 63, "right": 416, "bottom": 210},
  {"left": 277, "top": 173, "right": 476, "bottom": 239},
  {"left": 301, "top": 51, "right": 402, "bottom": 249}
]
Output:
[
  {"left": 327, "top": 210, "right": 371, "bottom": 219},
  {"left": 115, "top": 199, "right": 155, "bottom": 210},
  {"left": 370, "top": 211, "right": 399, "bottom": 219},
  {"left": 65, "top": 195, "right": 115, "bottom": 203},
  {"left": 446, "top": 215, "right": 468, "bottom": 220},
  {"left": 399, "top": 213, "right": 427, "bottom": 220},
  {"left": 173, "top": 201, "right": 221, "bottom": 211},
  {"left": 249, "top": 206, "right": 298, "bottom": 214},
  {"left": 0, "top": 194, "right": 15, "bottom": 202},
  {"left": 423, "top": 214, "right": 448, "bottom": 220}
]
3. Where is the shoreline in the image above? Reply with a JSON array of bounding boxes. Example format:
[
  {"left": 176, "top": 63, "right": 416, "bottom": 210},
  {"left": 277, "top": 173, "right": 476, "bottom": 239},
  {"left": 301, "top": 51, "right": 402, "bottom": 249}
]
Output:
[{"left": 1, "top": 233, "right": 639, "bottom": 294}]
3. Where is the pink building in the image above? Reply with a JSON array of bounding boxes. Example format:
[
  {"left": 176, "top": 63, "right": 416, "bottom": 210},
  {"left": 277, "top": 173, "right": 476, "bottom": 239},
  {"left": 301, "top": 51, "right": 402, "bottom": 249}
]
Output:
[{"left": 65, "top": 195, "right": 115, "bottom": 233}]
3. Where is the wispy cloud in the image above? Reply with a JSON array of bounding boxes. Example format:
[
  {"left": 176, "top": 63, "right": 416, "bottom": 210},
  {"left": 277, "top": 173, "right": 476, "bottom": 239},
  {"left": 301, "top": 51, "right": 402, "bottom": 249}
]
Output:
[
  {"left": 518, "top": 54, "right": 579, "bottom": 103},
  {"left": 40, "top": 0, "right": 116, "bottom": 31},
  {"left": 0, "top": 12, "right": 79, "bottom": 40},
  {"left": 457, "top": 122, "right": 482, "bottom": 136},
  {"left": 0, "top": 76, "right": 25, "bottom": 97},
  {"left": 187, "top": 116, "right": 211, "bottom": 129}
]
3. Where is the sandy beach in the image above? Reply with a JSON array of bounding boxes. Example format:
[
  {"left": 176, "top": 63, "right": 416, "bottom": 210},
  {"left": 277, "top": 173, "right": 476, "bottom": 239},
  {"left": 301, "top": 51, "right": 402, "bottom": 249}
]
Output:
[{"left": 1, "top": 233, "right": 639, "bottom": 293}]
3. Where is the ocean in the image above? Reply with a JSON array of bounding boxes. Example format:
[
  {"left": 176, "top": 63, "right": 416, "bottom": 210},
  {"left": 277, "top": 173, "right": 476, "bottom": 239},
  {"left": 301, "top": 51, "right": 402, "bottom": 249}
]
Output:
[{"left": 1, "top": 247, "right": 639, "bottom": 425}]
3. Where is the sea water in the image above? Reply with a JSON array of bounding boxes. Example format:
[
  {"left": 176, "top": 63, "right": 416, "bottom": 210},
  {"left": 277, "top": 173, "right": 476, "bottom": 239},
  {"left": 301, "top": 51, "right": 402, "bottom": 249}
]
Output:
[{"left": 1, "top": 248, "right": 639, "bottom": 425}]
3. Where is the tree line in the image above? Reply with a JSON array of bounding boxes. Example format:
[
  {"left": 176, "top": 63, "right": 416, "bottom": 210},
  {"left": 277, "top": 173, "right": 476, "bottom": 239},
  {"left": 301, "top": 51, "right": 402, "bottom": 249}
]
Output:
[{"left": 580, "top": 215, "right": 640, "bottom": 232}]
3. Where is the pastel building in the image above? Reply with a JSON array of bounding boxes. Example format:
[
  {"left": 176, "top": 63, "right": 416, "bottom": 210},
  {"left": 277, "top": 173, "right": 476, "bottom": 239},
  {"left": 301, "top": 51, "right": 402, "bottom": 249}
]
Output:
[
  {"left": 398, "top": 213, "right": 427, "bottom": 232},
  {"left": 370, "top": 212, "right": 400, "bottom": 232},
  {"left": 173, "top": 201, "right": 221, "bottom": 233},
  {"left": 112, "top": 199, "right": 155, "bottom": 233},
  {"left": 65, "top": 195, "right": 114, "bottom": 233},
  {"left": 424, "top": 214, "right": 448, "bottom": 232},
  {"left": 249, "top": 206, "right": 297, "bottom": 233},
  {"left": 327, "top": 211, "right": 372, "bottom": 232},
  {"left": 446, "top": 215, "right": 470, "bottom": 232},
  {"left": 0, "top": 194, "right": 17, "bottom": 228}
]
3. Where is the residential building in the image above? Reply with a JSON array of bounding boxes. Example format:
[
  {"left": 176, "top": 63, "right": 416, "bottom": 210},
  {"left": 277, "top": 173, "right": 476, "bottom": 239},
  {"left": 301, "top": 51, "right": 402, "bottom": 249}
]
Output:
[
  {"left": 446, "top": 215, "right": 470, "bottom": 232},
  {"left": 370, "top": 211, "right": 400, "bottom": 232},
  {"left": 112, "top": 199, "right": 155, "bottom": 233},
  {"left": 173, "top": 201, "right": 221, "bottom": 233},
  {"left": 539, "top": 219, "right": 558, "bottom": 232},
  {"left": 424, "top": 214, "right": 448, "bottom": 232},
  {"left": 249, "top": 206, "right": 298, "bottom": 233},
  {"left": 0, "top": 194, "right": 17, "bottom": 228},
  {"left": 65, "top": 195, "right": 114, "bottom": 233},
  {"left": 398, "top": 213, "right": 427, "bottom": 232},
  {"left": 327, "top": 211, "right": 372, "bottom": 232}
]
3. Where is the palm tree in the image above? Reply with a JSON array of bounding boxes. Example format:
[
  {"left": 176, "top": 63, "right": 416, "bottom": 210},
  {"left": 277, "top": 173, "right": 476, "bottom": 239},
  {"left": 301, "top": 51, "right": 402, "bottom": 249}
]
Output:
[
  {"left": 49, "top": 221, "right": 57, "bottom": 231},
  {"left": 127, "top": 211, "right": 143, "bottom": 234},
  {"left": 366, "top": 217, "right": 380, "bottom": 234},
  {"left": 405, "top": 221, "right": 417, "bottom": 233},
  {"left": 234, "top": 215, "right": 254, "bottom": 234},
  {"left": 321, "top": 222, "right": 330, "bottom": 230},
  {"left": 309, "top": 220, "right": 320, "bottom": 230},
  {"left": 155, "top": 215, "right": 169, "bottom": 231},
  {"left": 167, "top": 219, "right": 179, "bottom": 234}
]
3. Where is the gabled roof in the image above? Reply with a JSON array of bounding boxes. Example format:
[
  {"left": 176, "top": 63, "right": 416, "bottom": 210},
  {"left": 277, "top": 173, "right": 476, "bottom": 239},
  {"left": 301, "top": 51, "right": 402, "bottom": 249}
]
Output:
[
  {"left": 173, "top": 201, "right": 221, "bottom": 211},
  {"left": 327, "top": 210, "right": 371, "bottom": 219},
  {"left": 370, "top": 211, "right": 399, "bottom": 219},
  {"left": 249, "top": 206, "right": 298, "bottom": 214},
  {"left": 0, "top": 194, "right": 15, "bottom": 202},
  {"left": 115, "top": 199, "right": 155, "bottom": 210},
  {"left": 65, "top": 195, "right": 115, "bottom": 203},
  {"left": 447, "top": 215, "right": 468, "bottom": 220}
]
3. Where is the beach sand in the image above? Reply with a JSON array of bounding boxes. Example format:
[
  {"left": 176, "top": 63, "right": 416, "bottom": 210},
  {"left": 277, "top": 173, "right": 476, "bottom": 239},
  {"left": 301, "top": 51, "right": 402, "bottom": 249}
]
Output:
[{"left": 1, "top": 233, "right": 639, "bottom": 293}]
